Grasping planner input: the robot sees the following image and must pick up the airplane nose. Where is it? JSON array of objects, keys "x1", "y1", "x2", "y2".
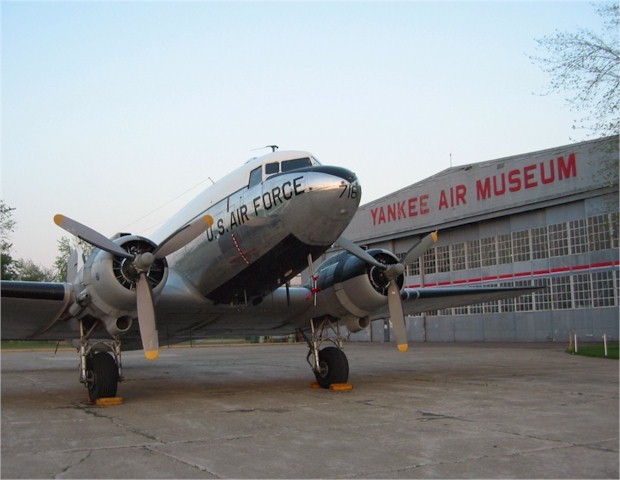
[
  {"x1": 307, "y1": 167, "x2": 361, "y2": 221},
  {"x1": 280, "y1": 164, "x2": 361, "y2": 246}
]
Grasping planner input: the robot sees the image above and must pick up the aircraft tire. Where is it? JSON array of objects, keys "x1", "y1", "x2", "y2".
[
  {"x1": 315, "y1": 346, "x2": 349, "y2": 388},
  {"x1": 86, "y1": 352, "x2": 119, "y2": 402}
]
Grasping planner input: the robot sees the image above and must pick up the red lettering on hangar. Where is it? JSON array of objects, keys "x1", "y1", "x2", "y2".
[
  {"x1": 370, "y1": 194, "x2": 430, "y2": 225},
  {"x1": 476, "y1": 153, "x2": 577, "y2": 201}
]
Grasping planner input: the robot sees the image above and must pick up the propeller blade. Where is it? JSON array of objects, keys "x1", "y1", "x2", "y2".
[
  {"x1": 153, "y1": 214, "x2": 214, "y2": 259},
  {"x1": 335, "y1": 236, "x2": 385, "y2": 269},
  {"x1": 387, "y1": 280, "x2": 408, "y2": 352},
  {"x1": 54, "y1": 214, "x2": 132, "y2": 259},
  {"x1": 402, "y1": 231, "x2": 438, "y2": 266},
  {"x1": 136, "y1": 273, "x2": 159, "y2": 360}
]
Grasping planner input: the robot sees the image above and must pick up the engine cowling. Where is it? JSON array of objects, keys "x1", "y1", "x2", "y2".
[
  {"x1": 69, "y1": 235, "x2": 168, "y2": 335},
  {"x1": 311, "y1": 248, "x2": 404, "y2": 323}
]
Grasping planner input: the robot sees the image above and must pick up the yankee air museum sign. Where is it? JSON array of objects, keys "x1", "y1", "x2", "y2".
[{"x1": 343, "y1": 137, "x2": 618, "y2": 242}]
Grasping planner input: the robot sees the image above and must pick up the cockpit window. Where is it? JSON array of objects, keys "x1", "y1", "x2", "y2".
[
  {"x1": 281, "y1": 157, "x2": 312, "y2": 172},
  {"x1": 249, "y1": 166, "x2": 262, "y2": 188},
  {"x1": 265, "y1": 162, "x2": 279, "y2": 175}
]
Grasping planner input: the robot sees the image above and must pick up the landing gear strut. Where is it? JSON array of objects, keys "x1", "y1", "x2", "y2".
[
  {"x1": 77, "y1": 321, "x2": 123, "y2": 402},
  {"x1": 299, "y1": 317, "x2": 349, "y2": 388}
]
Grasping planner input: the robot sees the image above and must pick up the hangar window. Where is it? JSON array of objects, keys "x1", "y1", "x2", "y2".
[
  {"x1": 451, "y1": 243, "x2": 465, "y2": 271},
  {"x1": 611, "y1": 212, "x2": 619, "y2": 249},
  {"x1": 569, "y1": 219, "x2": 588, "y2": 254},
  {"x1": 483, "y1": 299, "x2": 499, "y2": 313},
  {"x1": 512, "y1": 230, "x2": 530, "y2": 262},
  {"x1": 436, "y1": 245, "x2": 450, "y2": 273},
  {"x1": 533, "y1": 282, "x2": 551, "y2": 310},
  {"x1": 399, "y1": 251, "x2": 420, "y2": 276},
  {"x1": 497, "y1": 234, "x2": 512, "y2": 264},
  {"x1": 500, "y1": 286, "x2": 516, "y2": 312},
  {"x1": 422, "y1": 248, "x2": 436, "y2": 274},
  {"x1": 551, "y1": 276, "x2": 572, "y2": 309},
  {"x1": 466, "y1": 240, "x2": 480, "y2": 269},
  {"x1": 514, "y1": 280, "x2": 533, "y2": 311},
  {"x1": 572, "y1": 273, "x2": 592, "y2": 309},
  {"x1": 549, "y1": 223, "x2": 569, "y2": 257},
  {"x1": 408, "y1": 258, "x2": 420, "y2": 276},
  {"x1": 469, "y1": 303, "x2": 483, "y2": 314},
  {"x1": 592, "y1": 271, "x2": 616, "y2": 307},
  {"x1": 531, "y1": 227, "x2": 548, "y2": 260},
  {"x1": 588, "y1": 214, "x2": 612, "y2": 251},
  {"x1": 480, "y1": 237, "x2": 496, "y2": 267}
]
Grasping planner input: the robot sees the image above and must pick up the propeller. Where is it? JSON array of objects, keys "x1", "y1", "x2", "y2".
[
  {"x1": 55, "y1": 213, "x2": 214, "y2": 360},
  {"x1": 335, "y1": 231, "x2": 438, "y2": 352}
]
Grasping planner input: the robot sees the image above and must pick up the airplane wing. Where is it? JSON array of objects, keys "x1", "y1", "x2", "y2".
[
  {"x1": 0, "y1": 278, "x2": 315, "y2": 347},
  {"x1": 398, "y1": 285, "x2": 541, "y2": 316},
  {"x1": 0, "y1": 280, "x2": 538, "y2": 342},
  {"x1": 1, "y1": 281, "x2": 75, "y2": 340}
]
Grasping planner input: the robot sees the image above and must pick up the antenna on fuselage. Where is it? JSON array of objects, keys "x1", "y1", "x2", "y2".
[{"x1": 252, "y1": 145, "x2": 279, "y2": 152}]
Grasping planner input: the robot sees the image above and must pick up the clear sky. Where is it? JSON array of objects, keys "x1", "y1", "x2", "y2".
[{"x1": 1, "y1": 0, "x2": 611, "y2": 269}]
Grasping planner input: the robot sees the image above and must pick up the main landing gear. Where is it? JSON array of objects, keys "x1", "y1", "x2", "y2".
[
  {"x1": 77, "y1": 321, "x2": 123, "y2": 403},
  {"x1": 298, "y1": 317, "x2": 349, "y2": 388}
]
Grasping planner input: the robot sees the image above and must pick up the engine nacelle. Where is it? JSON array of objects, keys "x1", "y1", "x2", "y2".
[
  {"x1": 69, "y1": 235, "x2": 168, "y2": 335},
  {"x1": 311, "y1": 248, "x2": 404, "y2": 324}
]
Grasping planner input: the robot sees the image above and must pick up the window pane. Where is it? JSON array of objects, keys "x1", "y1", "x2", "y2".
[
  {"x1": 549, "y1": 223, "x2": 568, "y2": 257},
  {"x1": 481, "y1": 237, "x2": 496, "y2": 267},
  {"x1": 265, "y1": 162, "x2": 279, "y2": 175},
  {"x1": 249, "y1": 167, "x2": 262, "y2": 188},
  {"x1": 569, "y1": 219, "x2": 588, "y2": 254},
  {"x1": 588, "y1": 214, "x2": 611, "y2": 251},
  {"x1": 281, "y1": 158, "x2": 312, "y2": 171},
  {"x1": 532, "y1": 227, "x2": 548, "y2": 260},
  {"x1": 451, "y1": 243, "x2": 466, "y2": 271},
  {"x1": 512, "y1": 230, "x2": 530, "y2": 262}
]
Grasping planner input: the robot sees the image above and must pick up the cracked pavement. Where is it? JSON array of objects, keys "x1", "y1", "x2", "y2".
[{"x1": 2, "y1": 342, "x2": 618, "y2": 478}]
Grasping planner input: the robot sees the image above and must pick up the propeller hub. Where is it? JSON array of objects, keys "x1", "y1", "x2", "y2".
[
  {"x1": 370, "y1": 262, "x2": 405, "y2": 292},
  {"x1": 134, "y1": 252, "x2": 155, "y2": 271},
  {"x1": 384, "y1": 263, "x2": 405, "y2": 280},
  {"x1": 114, "y1": 239, "x2": 165, "y2": 289}
]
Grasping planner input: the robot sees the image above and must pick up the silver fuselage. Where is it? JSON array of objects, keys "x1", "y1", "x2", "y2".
[{"x1": 152, "y1": 151, "x2": 361, "y2": 304}]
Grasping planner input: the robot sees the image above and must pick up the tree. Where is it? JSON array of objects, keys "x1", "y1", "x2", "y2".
[
  {"x1": 53, "y1": 235, "x2": 92, "y2": 282},
  {"x1": 11, "y1": 258, "x2": 56, "y2": 282},
  {"x1": 54, "y1": 236, "x2": 73, "y2": 282},
  {"x1": 1, "y1": 200, "x2": 17, "y2": 280},
  {"x1": 532, "y1": 3, "x2": 619, "y2": 137},
  {"x1": 1, "y1": 200, "x2": 72, "y2": 281}
]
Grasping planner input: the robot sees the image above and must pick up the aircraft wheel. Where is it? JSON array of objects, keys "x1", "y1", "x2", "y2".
[
  {"x1": 86, "y1": 352, "x2": 119, "y2": 402},
  {"x1": 315, "y1": 346, "x2": 349, "y2": 388}
]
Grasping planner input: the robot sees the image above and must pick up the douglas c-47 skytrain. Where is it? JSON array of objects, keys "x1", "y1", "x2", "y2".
[{"x1": 1, "y1": 149, "x2": 538, "y2": 402}]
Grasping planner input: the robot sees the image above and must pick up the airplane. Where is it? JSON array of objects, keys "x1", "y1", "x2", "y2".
[{"x1": 1, "y1": 149, "x2": 539, "y2": 402}]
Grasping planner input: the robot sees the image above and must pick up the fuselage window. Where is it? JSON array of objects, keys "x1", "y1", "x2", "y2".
[
  {"x1": 249, "y1": 166, "x2": 262, "y2": 188},
  {"x1": 282, "y1": 157, "x2": 312, "y2": 172},
  {"x1": 265, "y1": 162, "x2": 279, "y2": 175}
]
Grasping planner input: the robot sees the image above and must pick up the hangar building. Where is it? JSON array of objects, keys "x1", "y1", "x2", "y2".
[{"x1": 338, "y1": 136, "x2": 619, "y2": 343}]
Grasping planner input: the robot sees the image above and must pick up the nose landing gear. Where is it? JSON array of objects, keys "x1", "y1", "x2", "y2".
[
  {"x1": 77, "y1": 321, "x2": 123, "y2": 403},
  {"x1": 298, "y1": 317, "x2": 349, "y2": 388}
]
